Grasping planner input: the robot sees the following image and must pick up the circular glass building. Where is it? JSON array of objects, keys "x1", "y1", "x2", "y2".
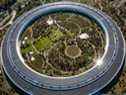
[{"x1": 1, "y1": 1, "x2": 125, "y2": 95}]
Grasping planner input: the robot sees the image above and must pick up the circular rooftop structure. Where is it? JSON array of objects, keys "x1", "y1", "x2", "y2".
[{"x1": 1, "y1": 1, "x2": 125, "y2": 95}]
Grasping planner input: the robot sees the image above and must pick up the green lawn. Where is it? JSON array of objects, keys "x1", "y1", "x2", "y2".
[{"x1": 21, "y1": 26, "x2": 64, "y2": 54}]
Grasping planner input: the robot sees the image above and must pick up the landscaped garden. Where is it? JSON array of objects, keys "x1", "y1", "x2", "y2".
[{"x1": 20, "y1": 13, "x2": 105, "y2": 77}]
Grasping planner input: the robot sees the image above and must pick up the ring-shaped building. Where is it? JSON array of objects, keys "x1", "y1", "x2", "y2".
[{"x1": 1, "y1": 1, "x2": 125, "y2": 95}]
